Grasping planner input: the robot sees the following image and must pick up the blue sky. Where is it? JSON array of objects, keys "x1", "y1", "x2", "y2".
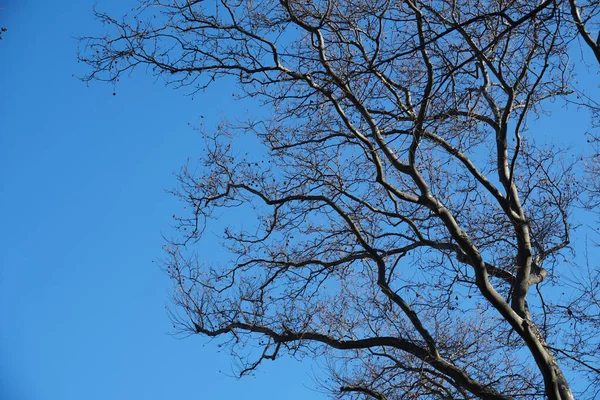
[
  {"x1": 0, "y1": 1, "x2": 327, "y2": 399},
  {"x1": 1, "y1": 1, "x2": 599, "y2": 400}
]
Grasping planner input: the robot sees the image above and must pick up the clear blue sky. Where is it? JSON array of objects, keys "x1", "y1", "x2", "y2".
[
  {"x1": 0, "y1": 1, "x2": 327, "y2": 399},
  {"x1": 1, "y1": 1, "x2": 599, "y2": 400}
]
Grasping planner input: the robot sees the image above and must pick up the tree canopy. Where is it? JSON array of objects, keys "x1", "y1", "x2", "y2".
[{"x1": 81, "y1": 1, "x2": 600, "y2": 399}]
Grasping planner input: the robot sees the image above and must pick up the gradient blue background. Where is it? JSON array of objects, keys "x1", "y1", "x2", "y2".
[
  {"x1": 1, "y1": 1, "x2": 598, "y2": 400},
  {"x1": 0, "y1": 1, "x2": 327, "y2": 399}
]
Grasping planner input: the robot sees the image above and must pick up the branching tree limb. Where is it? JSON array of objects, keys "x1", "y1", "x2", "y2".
[{"x1": 81, "y1": 1, "x2": 600, "y2": 398}]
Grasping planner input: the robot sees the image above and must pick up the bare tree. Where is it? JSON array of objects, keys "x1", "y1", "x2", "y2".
[
  {"x1": 80, "y1": 1, "x2": 600, "y2": 399},
  {"x1": 569, "y1": 0, "x2": 600, "y2": 63}
]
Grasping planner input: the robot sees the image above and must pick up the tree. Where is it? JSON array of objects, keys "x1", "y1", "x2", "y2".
[{"x1": 80, "y1": 1, "x2": 600, "y2": 398}]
